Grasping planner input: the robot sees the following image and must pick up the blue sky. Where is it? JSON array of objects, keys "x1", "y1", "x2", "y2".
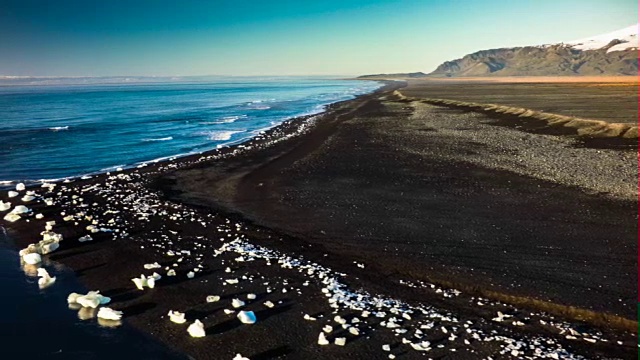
[{"x1": 0, "y1": 0, "x2": 636, "y2": 76}]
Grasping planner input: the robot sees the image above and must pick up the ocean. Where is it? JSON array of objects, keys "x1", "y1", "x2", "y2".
[{"x1": 0, "y1": 77, "x2": 380, "y2": 183}]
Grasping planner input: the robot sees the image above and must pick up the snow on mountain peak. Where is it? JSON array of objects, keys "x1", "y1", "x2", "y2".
[{"x1": 564, "y1": 24, "x2": 638, "y2": 53}]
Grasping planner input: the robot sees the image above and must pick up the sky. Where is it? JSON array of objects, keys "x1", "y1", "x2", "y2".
[{"x1": 0, "y1": 0, "x2": 636, "y2": 76}]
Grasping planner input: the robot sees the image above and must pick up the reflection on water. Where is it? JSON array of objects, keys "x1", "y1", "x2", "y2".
[
  {"x1": 0, "y1": 229, "x2": 187, "y2": 359},
  {"x1": 97, "y1": 318, "x2": 123, "y2": 328},
  {"x1": 77, "y1": 306, "x2": 98, "y2": 321}
]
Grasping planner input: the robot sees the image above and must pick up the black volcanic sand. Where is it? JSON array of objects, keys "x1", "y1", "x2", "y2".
[
  {"x1": 164, "y1": 82, "x2": 637, "y2": 317},
  {"x1": 1, "y1": 81, "x2": 637, "y2": 360}
]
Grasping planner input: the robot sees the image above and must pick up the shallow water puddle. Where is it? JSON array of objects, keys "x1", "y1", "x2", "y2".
[{"x1": 0, "y1": 227, "x2": 186, "y2": 359}]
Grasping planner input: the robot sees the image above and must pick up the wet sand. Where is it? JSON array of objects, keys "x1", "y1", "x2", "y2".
[{"x1": 1, "y1": 81, "x2": 637, "y2": 359}]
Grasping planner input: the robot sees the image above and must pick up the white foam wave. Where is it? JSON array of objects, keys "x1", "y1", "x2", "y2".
[
  {"x1": 49, "y1": 126, "x2": 69, "y2": 131},
  {"x1": 36, "y1": 177, "x2": 67, "y2": 184},
  {"x1": 147, "y1": 149, "x2": 200, "y2": 163},
  {"x1": 100, "y1": 164, "x2": 127, "y2": 171},
  {"x1": 250, "y1": 105, "x2": 271, "y2": 110},
  {"x1": 221, "y1": 115, "x2": 247, "y2": 122},
  {"x1": 249, "y1": 98, "x2": 275, "y2": 104},
  {"x1": 200, "y1": 115, "x2": 247, "y2": 125},
  {"x1": 243, "y1": 100, "x2": 273, "y2": 110},
  {"x1": 202, "y1": 130, "x2": 243, "y2": 141},
  {"x1": 142, "y1": 136, "x2": 174, "y2": 142}
]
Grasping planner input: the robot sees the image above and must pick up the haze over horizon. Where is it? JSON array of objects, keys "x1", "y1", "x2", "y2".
[{"x1": 1, "y1": 0, "x2": 636, "y2": 77}]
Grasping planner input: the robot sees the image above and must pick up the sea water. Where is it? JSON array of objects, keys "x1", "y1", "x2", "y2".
[
  {"x1": 0, "y1": 77, "x2": 380, "y2": 182},
  {"x1": 0, "y1": 228, "x2": 187, "y2": 359}
]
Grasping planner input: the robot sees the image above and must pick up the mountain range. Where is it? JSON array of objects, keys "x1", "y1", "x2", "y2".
[{"x1": 360, "y1": 25, "x2": 638, "y2": 78}]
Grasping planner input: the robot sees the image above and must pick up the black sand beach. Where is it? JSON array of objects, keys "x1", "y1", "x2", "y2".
[{"x1": 1, "y1": 80, "x2": 637, "y2": 359}]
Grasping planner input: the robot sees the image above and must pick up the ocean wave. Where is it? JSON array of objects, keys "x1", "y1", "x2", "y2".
[
  {"x1": 49, "y1": 126, "x2": 69, "y2": 131},
  {"x1": 248, "y1": 98, "x2": 275, "y2": 104},
  {"x1": 147, "y1": 150, "x2": 198, "y2": 163},
  {"x1": 36, "y1": 177, "x2": 67, "y2": 184},
  {"x1": 246, "y1": 104, "x2": 271, "y2": 110},
  {"x1": 200, "y1": 115, "x2": 247, "y2": 125},
  {"x1": 142, "y1": 136, "x2": 174, "y2": 142},
  {"x1": 200, "y1": 130, "x2": 244, "y2": 141},
  {"x1": 100, "y1": 164, "x2": 127, "y2": 171},
  {"x1": 243, "y1": 100, "x2": 273, "y2": 110},
  {"x1": 221, "y1": 115, "x2": 247, "y2": 122}
]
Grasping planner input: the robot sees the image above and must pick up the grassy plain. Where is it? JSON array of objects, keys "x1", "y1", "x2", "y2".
[{"x1": 400, "y1": 78, "x2": 638, "y2": 124}]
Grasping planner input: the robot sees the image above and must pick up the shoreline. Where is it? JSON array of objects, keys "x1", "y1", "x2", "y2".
[
  {"x1": 0, "y1": 79, "x2": 386, "y2": 187},
  {"x1": 1, "y1": 80, "x2": 636, "y2": 359}
]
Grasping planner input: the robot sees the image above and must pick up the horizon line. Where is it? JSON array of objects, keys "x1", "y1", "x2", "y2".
[{"x1": 0, "y1": 74, "x2": 378, "y2": 79}]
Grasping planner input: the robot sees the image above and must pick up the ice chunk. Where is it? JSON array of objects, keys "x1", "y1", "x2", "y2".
[
  {"x1": 492, "y1": 311, "x2": 512, "y2": 322},
  {"x1": 334, "y1": 315, "x2": 347, "y2": 324},
  {"x1": 67, "y1": 292, "x2": 81, "y2": 304},
  {"x1": 410, "y1": 341, "x2": 431, "y2": 351},
  {"x1": 187, "y1": 320, "x2": 206, "y2": 337},
  {"x1": 10, "y1": 205, "x2": 30, "y2": 214},
  {"x1": 39, "y1": 240, "x2": 59, "y2": 255},
  {"x1": 237, "y1": 310, "x2": 256, "y2": 324},
  {"x1": 4, "y1": 213, "x2": 21, "y2": 222},
  {"x1": 22, "y1": 252, "x2": 41, "y2": 264},
  {"x1": 76, "y1": 294, "x2": 101, "y2": 308},
  {"x1": 231, "y1": 298, "x2": 245, "y2": 308},
  {"x1": 318, "y1": 332, "x2": 329, "y2": 345},
  {"x1": 150, "y1": 272, "x2": 162, "y2": 281},
  {"x1": 98, "y1": 307, "x2": 123, "y2": 321},
  {"x1": 0, "y1": 201, "x2": 10, "y2": 211},
  {"x1": 168, "y1": 310, "x2": 187, "y2": 324},
  {"x1": 78, "y1": 235, "x2": 93, "y2": 242},
  {"x1": 42, "y1": 232, "x2": 63, "y2": 242},
  {"x1": 206, "y1": 295, "x2": 220, "y2": 303},
  {"x1": 132, "y1": 274, "x2": 154, "y2": 290},
  {"x1": 37, "y1": 268, "x2": 56, "y2": 289}
]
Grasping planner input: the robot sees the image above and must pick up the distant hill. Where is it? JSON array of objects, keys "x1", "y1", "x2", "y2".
[
  {"x1": 428, "y1": 25, "x2": 638, "y2": 77},
  {"x1": 357, "y1": 72, "x2": 427, "y2": 79}
]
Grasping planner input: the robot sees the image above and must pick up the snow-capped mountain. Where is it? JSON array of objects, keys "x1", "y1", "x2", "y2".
[
  {"x1": 562, "y1": 24, "x2": 638, "y2": 53},
  {"x1": 429, "y1": 25, "x2": 638, "y2": 77}
]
